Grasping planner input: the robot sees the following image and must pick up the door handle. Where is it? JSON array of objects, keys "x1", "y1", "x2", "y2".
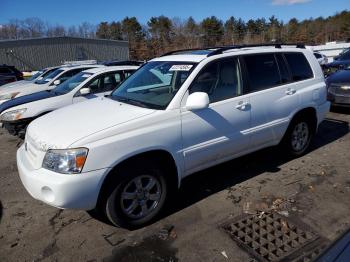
[
  {"x1": 235, "y1": 101, "x2": 250, "y2": 110},
  {"x1": 286, "y1": 88, "x2": 296, "y2": 95}
]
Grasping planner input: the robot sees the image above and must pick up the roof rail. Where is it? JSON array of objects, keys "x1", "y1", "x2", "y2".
[
  {"x1": 161, "y1": 43, "x2": 305, "y2": 57},
  {"x1": 160, "y1": 48, "x2": 218, "y2": 57},
  {"x1": 208, "y1": 43, "x2": 305, "y2": 56},
  {"x1": 101, "y1": 60, "x2": 145, "y2": 66}
]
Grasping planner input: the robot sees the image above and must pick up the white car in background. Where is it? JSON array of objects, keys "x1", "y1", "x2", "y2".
[
  {"x1": 0, "y1": 66, "x2": 138, "y2": 136},
  {"x1": 313, "y1": 52, "x2": 328, "y2": 65},
  {"x1": 0, "y1": 65, "x2": 103, "y2": 105}
]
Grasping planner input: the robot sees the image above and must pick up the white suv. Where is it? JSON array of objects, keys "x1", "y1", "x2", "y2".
[{"x1": 17, "y1": 44, "x2": 330, "y2": 228}]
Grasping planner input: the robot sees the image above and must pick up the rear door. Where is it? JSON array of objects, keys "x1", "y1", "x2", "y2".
[{"x1": 243, "y1": 53, "x2": 300, "y2": 148}]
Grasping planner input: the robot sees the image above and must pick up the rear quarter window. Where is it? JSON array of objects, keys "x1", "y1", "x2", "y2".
[{"x1": 284, "y1": 53, "x2": 313, "y2": 81}]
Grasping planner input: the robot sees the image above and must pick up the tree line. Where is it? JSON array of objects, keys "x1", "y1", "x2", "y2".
[{"x1": 1, "y1": 11, "x2": 349, "y2": 60}]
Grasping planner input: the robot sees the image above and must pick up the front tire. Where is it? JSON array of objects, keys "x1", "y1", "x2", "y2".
[{"x1": 104, "y1": 162, "x2": 168, "y2": 228}]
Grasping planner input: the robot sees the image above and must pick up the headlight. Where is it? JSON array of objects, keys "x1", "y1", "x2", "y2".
[
  {"x1": 0, "y1": 108, "x2": 27, "y2": 121},
  {"x1": 340, "y1": 85, "x2": 350, "y2": 91},
  {"x1": 42, "y1": 148, "x2": 89, "y2": 174},
  {"x1": 0, "y1": 92, "x2": 20, "y2": 101}
]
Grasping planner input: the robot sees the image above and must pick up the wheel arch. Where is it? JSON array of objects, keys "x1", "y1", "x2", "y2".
[
  {"x1": 290, "y1": 106, "x2": 318, "y2": 134},
  {"x1": 96, "y1": 149, "x2": 180, "y2": 208}
]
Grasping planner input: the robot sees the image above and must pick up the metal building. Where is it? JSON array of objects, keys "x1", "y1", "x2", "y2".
[{"x1": 0, "y1": 37, "x2": 129, "y2": 71}]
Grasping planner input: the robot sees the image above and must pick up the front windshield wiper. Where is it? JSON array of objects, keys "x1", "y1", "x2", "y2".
[
  {"x1": 111, "y1": 96, "x2": 163, "y2": 110},
  {"x1": 111, "y1": 96, "x2": 148, "y2": 108}
]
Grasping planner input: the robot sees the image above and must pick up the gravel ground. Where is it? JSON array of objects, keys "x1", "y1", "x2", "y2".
[{"x1": 0, "y1": 109, "x2": 350, "y2": 262}]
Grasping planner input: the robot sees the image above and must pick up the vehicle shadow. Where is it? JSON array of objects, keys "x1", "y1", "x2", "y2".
[
  {"x1": 162, "y1": 117, "x2": 349, "y2": 219},
  {"x1": 330, "y1": 106, "x2": 350, "y2": 115}
]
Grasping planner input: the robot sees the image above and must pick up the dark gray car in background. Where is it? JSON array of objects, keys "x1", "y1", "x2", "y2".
[{"x1": 327, "y1": 65, "x2": 350, "y2": 107}]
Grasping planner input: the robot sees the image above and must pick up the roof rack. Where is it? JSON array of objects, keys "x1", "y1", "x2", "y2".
[{"x1": 161, "y1": 43, "x2": 305, "y2": 57}]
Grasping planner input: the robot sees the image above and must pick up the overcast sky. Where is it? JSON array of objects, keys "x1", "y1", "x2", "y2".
[{"x1": 0, "y1": 0, "x2": 349, "y2": 26}]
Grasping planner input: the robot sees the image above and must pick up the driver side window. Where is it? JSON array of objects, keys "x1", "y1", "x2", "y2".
[
  {"x1": 103, "y1": 72, "x2": 121, "y2": 91},
  {"x1": 189, "y1": 58, "x2": 242, "y2": 103},
  {"x1": 86, "y1": 78, "x2": 102, "y2": 93}
]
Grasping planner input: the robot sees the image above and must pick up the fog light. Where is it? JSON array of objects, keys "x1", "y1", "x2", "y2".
[{"x1": 41, "y1": 186, "x2": 55, "y2": 202}]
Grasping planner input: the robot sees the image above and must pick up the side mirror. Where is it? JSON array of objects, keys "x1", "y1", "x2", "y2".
[
  {"x1": 79, "y1": 87, "x2": 91, "y2": 96},
  {"x1": 186, "y1": 92, "x2": 209, "y2": 111},
  {"x1": 53, "y1": 79, "x2": 61, "y2": 86}
]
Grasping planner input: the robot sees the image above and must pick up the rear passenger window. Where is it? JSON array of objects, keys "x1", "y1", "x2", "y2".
[
  {"x1": 244, "y1": 54, "x2": 280, "y2": 92},
  {"x1": 284, "y1": 53, "x2": 313, "y2": 81},
  {"x1": 190, "y1": 58, "x2": 242, "y2": 103},
  {"x1": 276, "y1": 54, "x2": 291, "y2": 84}
]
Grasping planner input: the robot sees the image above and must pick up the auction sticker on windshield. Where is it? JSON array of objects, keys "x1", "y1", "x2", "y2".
[{"x1": 169, "y1": 65, "x2": 193, "y2": 71}]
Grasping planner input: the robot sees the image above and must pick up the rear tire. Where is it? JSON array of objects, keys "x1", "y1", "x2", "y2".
[
  {"x1": 281, "y1": 116, "x2": 314, "y2": 157},
  {"x1": 102, "y1": 160, "x2": 168, "y2": 228}
]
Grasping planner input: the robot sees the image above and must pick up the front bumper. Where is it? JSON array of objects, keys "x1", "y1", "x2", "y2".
[
  {"x1": 328, "y1": 91, "x2": 350, "y2": 107},
  {"x1": 17, "y1": 145, "x2": 111, "y2": 210}
]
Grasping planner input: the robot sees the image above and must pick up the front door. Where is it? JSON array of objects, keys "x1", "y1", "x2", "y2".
[{"x1": 181, "y1": 57, "x2": 251, "y2": 174}]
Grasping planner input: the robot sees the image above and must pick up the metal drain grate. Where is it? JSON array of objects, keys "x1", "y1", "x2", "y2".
[{"x1": 222, "y1": 212, "x2": 319, "y2": 261}]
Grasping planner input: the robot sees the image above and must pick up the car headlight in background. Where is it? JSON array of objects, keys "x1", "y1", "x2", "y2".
[
  {"x1": 340, "y1": 85, "x2": 350, "y2": 91},
  {"x1": 0, "y1": 108, "x2": 27, "y2": 121},
  {"x1": 0, "y1": 92, "x2": 20, "y2": 101},
  {"x1": 42, "y1": 148, "x2": 89, "y2": 174}
]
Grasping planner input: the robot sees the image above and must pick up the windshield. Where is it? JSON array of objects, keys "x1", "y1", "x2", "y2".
[
  {"x1": 338, "y1": 50, "x2": 350, "y2": 61},
  {"x1": 53, "y1": 72, "x2": 93, "y2": 94},
  {"x1": 110, "y1": 61, "x2": 196, "y2": 109},
  {"x1": 27, "y1": 70, "x2": 44, "y2": 81},
  {"x1": 35, "y1": 69, "x2": 64, "y2": 84}
]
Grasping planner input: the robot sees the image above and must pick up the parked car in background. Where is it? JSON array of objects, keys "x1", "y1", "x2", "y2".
[
  {"x1": 0, "y1": 65, "x2": 24, "y2": 86},
  {"x1": 0, "y1": 66, "x2": 138, "y2": 136},
  {"x1": 324, "y1": 48, "x2": 350, "y2": 76},
  {"x1": 326, "y1": 65, "x2": 350, "y2": 107},
  {"x1": 0, "y1": 65, "x2": 103, "y2": 105},
  {"x1": 0, "y1": 66, "x2": 60, "y2": 89},
  {"x1": 313, "y1": 52, "x2": 328, "y2": 65},
  {"x1": 17, "y1": 44, "x2": 329, "y2": 228},
  {"x1": 333, "y1": 47, "x2": 350, "y2": 60}
]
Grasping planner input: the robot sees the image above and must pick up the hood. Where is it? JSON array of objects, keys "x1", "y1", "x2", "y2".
[
  {"x1": 0, "y1": 80, "x2": 30, "y2": 88},
  {"x1": 326, "y1": 60, "x2": 350, "y2": 68},
  {"x1": 0, "y1": 90, "x2": 59, "y2": 114},
  {"x1": 326, "y1": 70, "x2": 350, "y2": 85},
  {"x1": 0, "y1": 82, "x2": 48, "y2": 97},
  {"x1": 26, "y1": 97, "x2": 156, "y2": 150},
  {"x1": 0, "y1": 82, "x2": 34, "y2": 94}
]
